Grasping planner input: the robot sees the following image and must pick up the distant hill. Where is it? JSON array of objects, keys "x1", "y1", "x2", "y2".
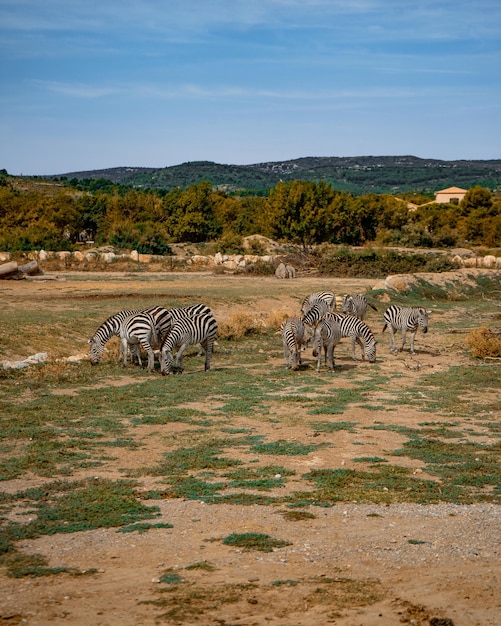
[{"x1": 49, "y1": 156, "x2": 501, "y2": 195}]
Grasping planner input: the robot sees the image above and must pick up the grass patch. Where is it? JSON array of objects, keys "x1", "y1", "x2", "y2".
[
  {"x1": 222, "y1": 532, "x2": 292, "y2": 552},
  {"x1": 250, "y1": 439, "x2": 325, "y2": 456},
  {"x1": 1, "y1": 478, "x2": 160, "y2": 543}
]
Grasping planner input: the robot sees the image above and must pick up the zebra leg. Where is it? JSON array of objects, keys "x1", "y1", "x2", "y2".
[
  {"x1": 283, "y1": 342, "x2": 291, "y2": 369},
  {"x1": 326, "y1": 343, "x2": 335, "y2": 370},
  {"x1": 121, "y1": 338, "x2": 130, "y2": 367},
  {"x1": 138, "y1": 339, "x2": 155, "y2": 370},
  {"x1": 400, "y1": 328, "x2": 408, "y2": 352},
  {"x1": 355, "y1": 336, "x2": 365, "y2": 361},
  {"x1": 388, "y1": 326, "x2": 397, "y2": 354},
  {"x1": 203, "y1": 339, "x2": 214, "y2": 371},
  {"x1": 409, "y1": 331, "x2": 417, "y2": 354},
  {"x1": 174, "y1": 343, "x2": 188, "y2": 373},
  {"x1": 350, "y1": 336, "x2": 360, "y2": 361},
  {"x1": 316, "y1": 341, "x2": 323, "y2": 372}
]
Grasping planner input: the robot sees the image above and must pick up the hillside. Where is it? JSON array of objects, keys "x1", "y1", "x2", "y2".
[{"x1": 48, "y1": 155, "x2": 501, "y2": 195}]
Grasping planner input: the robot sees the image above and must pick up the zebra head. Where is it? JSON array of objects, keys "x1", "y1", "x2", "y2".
[
  {"x1": 302, "y1": 303, "x2": 325, "y2": 328},
  {"x1": 417, "y1": 308, "x2": 430, "y2": 334},
  {"x1": 88, "y1": 336, "x2": 104, "y2": 365},
  {"x1": 364, "y1": 337, "x2": 377, "y2": 363},
  {"x1": 341, "y1": 295, "x2": 353, "y2": 315},
  {"x1": 311, "y1": 323, "x2": 324, "y2": 358},
  {"x1": 159, "y1": 348, "x2": 173, "y2": 375}
]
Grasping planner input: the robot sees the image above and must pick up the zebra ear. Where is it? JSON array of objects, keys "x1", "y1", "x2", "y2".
[{"x1": 87, "y1": 338, "x2": 93, "y2": 344}]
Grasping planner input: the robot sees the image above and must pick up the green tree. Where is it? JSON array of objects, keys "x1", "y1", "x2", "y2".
[{"x1": 163, "y1": 182, "x2": 221, "y2": 242}]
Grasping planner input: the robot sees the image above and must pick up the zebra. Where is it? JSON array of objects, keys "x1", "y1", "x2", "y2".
[
  {"x1": 159, "y1": 313, "x2": 218, "y2": 375},
  {"x1": 341, "y1": 294, "x2": 378, "y2": 320},
  {"x1": 311, "y1": 315, "x2": 342, "y2": 372},
  {"x1": 382, "y1": 305, "x2": 431, "y2": 355},
  {"x1": 310, "y1": 311, "x2": 377, "y2": 363},
  {"x1": 146, "y1": 303, "x2": 212, "y2": 354},
  {"x1": 300, "y1": 291, "x2": 336, "y2": 316},
  {"x1": 280, "y1": 316, "x2": 311, "y2": 370},
  {"x1": 88, "y1": 310, "x2": 157, "y2": 370}
]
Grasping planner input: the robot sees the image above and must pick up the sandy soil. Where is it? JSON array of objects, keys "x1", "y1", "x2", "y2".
[{"x1": 1, "y1": 270, "x2": 499, "y2": 626}]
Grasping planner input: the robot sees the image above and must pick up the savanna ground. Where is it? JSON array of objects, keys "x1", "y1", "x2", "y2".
[{"x1": 0, "y1": 269, "x2": 500, "y2": 626}]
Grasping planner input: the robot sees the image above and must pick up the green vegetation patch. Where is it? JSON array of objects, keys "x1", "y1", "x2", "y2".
[
  {"x1": 2, "y1": 478, "x2": 159, "y2": 542},
  {"x1": 222, "y1": 532, "x2": 292, "y2": 552},
  {"x1": 250, "y1": 439, "x2": 325, "y2": 456}
]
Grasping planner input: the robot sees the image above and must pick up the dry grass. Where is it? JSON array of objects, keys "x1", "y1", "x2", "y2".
[
  {"x1": 218, "y1": 309, "x2": 290, "y2": 340},
  {"x1": 465, "y1": 326, "x2": 501, "y2": 358}
]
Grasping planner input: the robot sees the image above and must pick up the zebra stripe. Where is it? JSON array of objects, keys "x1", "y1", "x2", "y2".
[
  {"x1": 143, "y1": 303, "x2": 212, "y2": 339},
  {"x1": 341, "y1": 294, "x2": 378, "y2": 320},
  {"x1": 280, "y1": 316, "x2": 310, "y2": 370},
  {"x1": 312, "y1": 315, "x2": 342, "y2": 372},
  {"x1": 159, "y1": 313, "x2": 218, "y2": 374},
  {"x1": 323, "y1": 312, "x2": 377, "y2": 363},
  {"x1": 382, "y1": 305, "x2": 430, "y2": 354},
  {"x1": 119, "y1": 312, "x2": 158, "y2": 371},
  {"x1": 88, "y1": 310, "x2": 157, "y2": 370},
  {"x1": 300, "y1": 291, "x2": 336, "y2": 316},
  {"x1": 88, "y1": 309, "x2": 141, "y2": 365}
]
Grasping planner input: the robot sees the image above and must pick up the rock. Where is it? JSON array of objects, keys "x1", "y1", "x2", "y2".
[
  {"x1": 0, "y1": 251, "x2": 11, "y2": 262},
  {"x1": 483, "y1": 255, "x2": 497, "y2": 268},
  {"x1": 130, "y1": 250, "x2": 139, "y2": 261},
  {"x1": 384, "y1": 274, "x2": 417, "y2": 292},
  {"x1": 285, "y1": 265, "x2": 296, "y2": 278},
  {"x1": 275, "y1": 262, "x2": 287, "y2": 279}
]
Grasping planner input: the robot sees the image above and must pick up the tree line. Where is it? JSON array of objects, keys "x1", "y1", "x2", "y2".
[{"x1": 0, "y1": 174, "x2": 499, "y2": 253}]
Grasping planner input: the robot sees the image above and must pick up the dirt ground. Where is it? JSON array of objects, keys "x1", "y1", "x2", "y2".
[{"x1": 1, "y1": 270, "x2": 499, "y2": 626}]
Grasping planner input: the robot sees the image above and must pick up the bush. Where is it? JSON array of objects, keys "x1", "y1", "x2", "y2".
[
  {"x1": 465, "y1": 327, "x2": 501, "y2": 358},
  {"x1": 316, "y1": 247, "x2": 457, "y2": 278}
]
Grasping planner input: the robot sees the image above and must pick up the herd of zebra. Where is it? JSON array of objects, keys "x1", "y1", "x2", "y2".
[
  {"x1": 87, "y1": 292, "x2": 430, "y2": 375},
  {"x1": 88, "y1": 303, "x2": 218, "y2": 374},
  {"x1": 281, "y1": 291, "x2": 431, "y2": 372}
]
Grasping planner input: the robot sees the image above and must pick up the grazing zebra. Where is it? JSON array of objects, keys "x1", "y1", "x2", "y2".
[
  {"x1": 88, "y1": 310, "x2": 157, "y2": 370},
  {"x1": 312, "y1": 315, "x2": 342, "y2": 372},
  {"x1": 320, "y1": 312, "x2": 377, "y2": 363},
  {"x1": 159, "y1": 313, "x2": 218, "y2": 375},
  {"x1": 382, "y1": 305, "x2": 431, "y2": 355},
  {"x1": 341, "y1": 294, "x2": 378, "y2": 320},
  {"x1": 119, "y1": 312, "x2": 158, "y2": 371},
  {"x1": 281, "y1": 316, "x2": 311, "y2": 370},
  {"x1": 88, "y1": 309, "x2": 140, "y2": 365},
  {"x1": 143, "y1": 303, "x2": 212, "y2": 338},
  {"x1": 300, "y1": 291, "x2": 336, "y2": 316}
]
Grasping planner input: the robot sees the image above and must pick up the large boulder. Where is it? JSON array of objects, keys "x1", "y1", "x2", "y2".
[{"x1": 275, "y1": 262, "x2": 287, "y2": 279}]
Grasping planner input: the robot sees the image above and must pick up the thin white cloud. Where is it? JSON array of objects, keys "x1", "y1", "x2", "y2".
[{"x1": 34, "y1": 80, "x2": 120, "y2": 98}]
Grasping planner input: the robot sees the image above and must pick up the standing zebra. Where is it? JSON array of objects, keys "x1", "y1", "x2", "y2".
[
  {"x1": 280, "y1": 316, "x2": 311, "y2": 370},
  {"x1": 88, "y1": 311, "x2": 157, "y2": 371},
  {"x1": 311, "y1": 315, "x2": 342, "y2": 372},
  {"x1": 300, "y1": 291, "x2": 336, "y2": 316},
  {"x1": 342, "y1": 294, "x2": 378, "y2": 320},
  {"x1": 305, "y1": 311, "x2": 376, "y2": 363},
  {"x1": 159, "y1": 313, "x2": 218, "y2": 375},
  {"x1": 383, "y1": 305, "x2": 430, "y2": 354}
]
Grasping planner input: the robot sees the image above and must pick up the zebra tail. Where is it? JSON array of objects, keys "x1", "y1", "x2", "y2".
[
  {"x1": 382, "y1": 323, "x2": 387, "y2": 333},
  {"x1": 368, "y1": 302, "x2": 378, "y2": 311}
]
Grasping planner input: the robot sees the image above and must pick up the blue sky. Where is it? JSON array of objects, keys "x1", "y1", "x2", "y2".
[{"x1": 1, "y1": 0, "x2": 500, "y2": 175}]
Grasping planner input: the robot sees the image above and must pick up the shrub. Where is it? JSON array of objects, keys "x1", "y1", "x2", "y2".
[{"x1": 465, "y1": 327, "x2": 501, "y2": 358}]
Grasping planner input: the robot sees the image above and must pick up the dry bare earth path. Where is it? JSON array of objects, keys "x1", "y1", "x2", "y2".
[{"x1": 0, "y1": 271, "x2": 499, "y2": 626}]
